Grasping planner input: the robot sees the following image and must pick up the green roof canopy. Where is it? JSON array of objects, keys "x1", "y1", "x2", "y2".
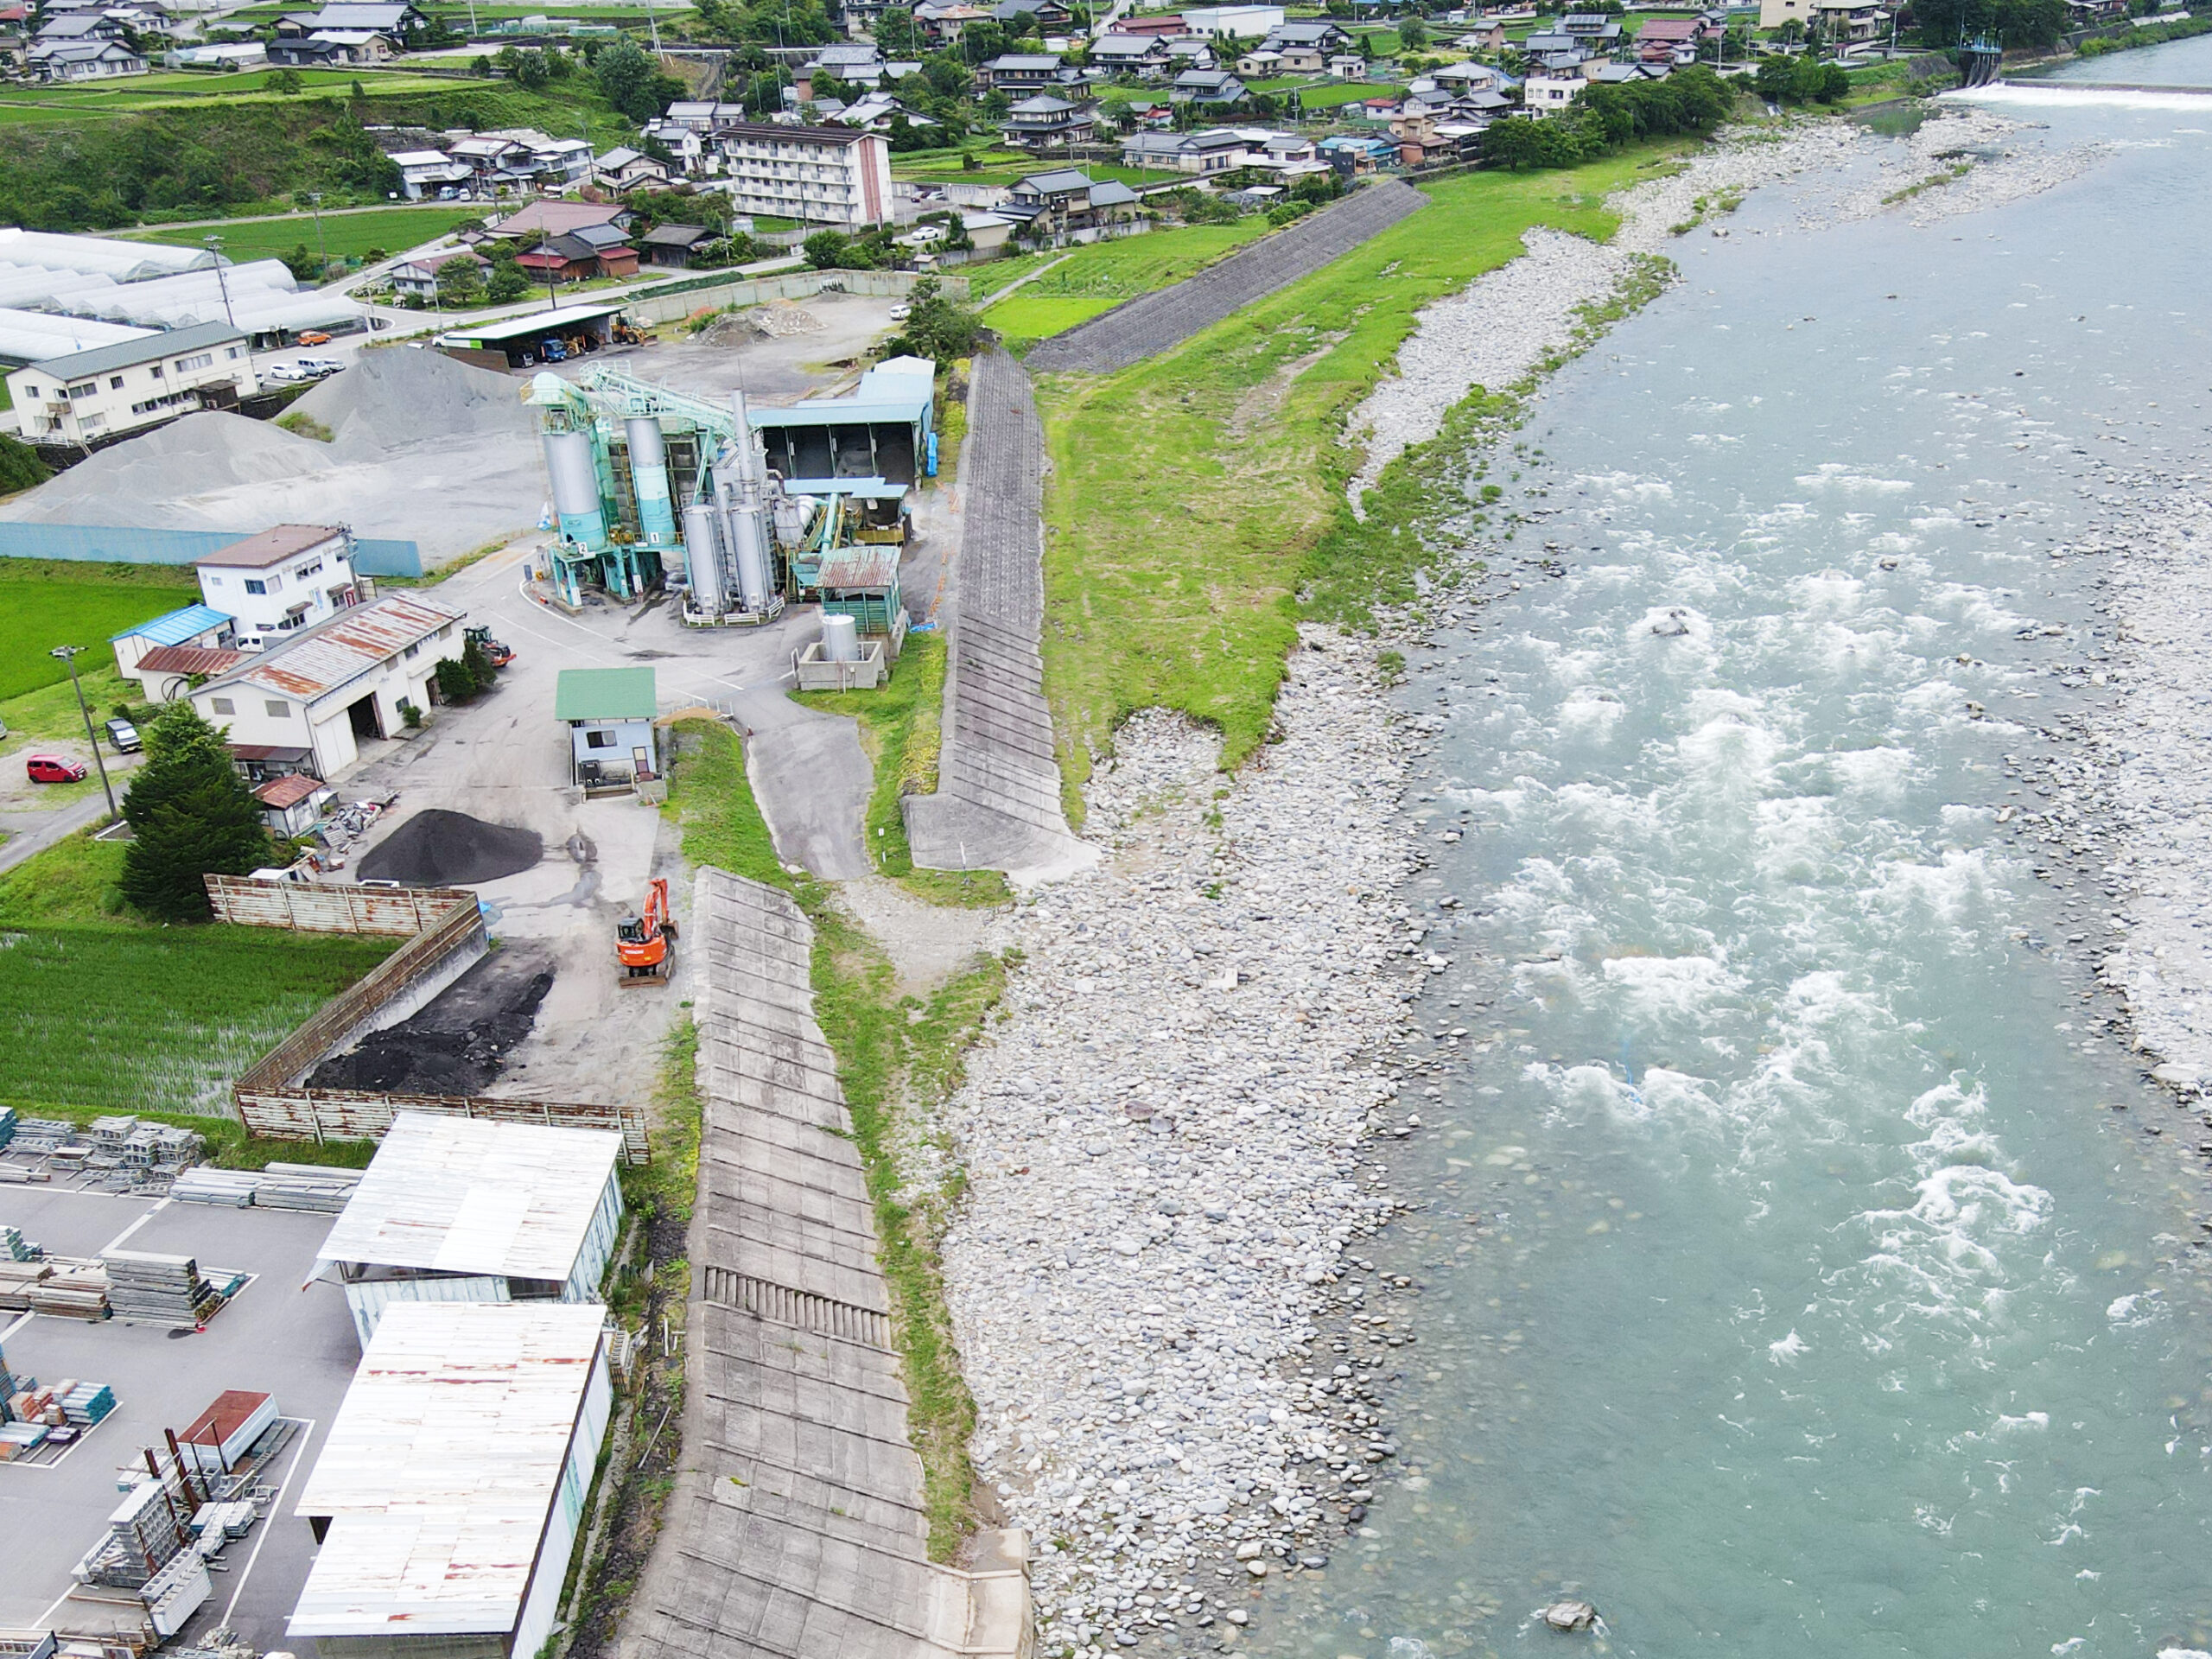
[{"x1": 556, "y1": 666, "x2": 657, "y2": 721}]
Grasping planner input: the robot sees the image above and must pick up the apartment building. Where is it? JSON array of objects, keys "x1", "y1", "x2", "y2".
[
  {"x1": 713, "y1": 123, "x2": 893, "y2": 227},
  {"x1": 5, "y1": 321, "x2": 252, "y2": 446}
]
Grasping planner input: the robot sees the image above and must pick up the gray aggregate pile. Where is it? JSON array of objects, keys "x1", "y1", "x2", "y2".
[
  {"x1": 0, "y1": 411, "x2": 332, "y2": 514},
  {"x1": 291, "y1": 344, "x2": 533, "y2": 459},
  {"x1": 1024, "y1": 181, "x2": 1427, "y2": 376}
]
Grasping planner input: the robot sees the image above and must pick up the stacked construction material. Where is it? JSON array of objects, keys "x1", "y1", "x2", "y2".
[
  {"x1": 253, "y1": 1163, "x2": 363, "y2": 1213},
  {"x1": 79, "y1": 1476, "x2": 190, "y2": 1589},
  {"x1": 1, "y1": 1224, "x2": 34, "y2": 1260},
  {"x1": 0, "y1": 1104, "x2": 15, "y2": 1150},
  {"x1": 64, "y1": 1382, "x2": 116, "y2": 1427},
  {"x1": 171, "y1": 1169, "x2": 260, "y2": 1208},
  {"x1": 101, "y1": 1250, "x2": 219, "y2": 1324},
  {"x1": 0, "y1": 1342, "x2": 16, "y2": 1420},
  {"x1": 0, "y1": 1258, "x2": 52, "y2": 1309},
  {"x1": 0, "y1": 1420, "x2": 48, "y2": 1459},
  {"x1": 30, "y1": 1262, "x2": 109, "y2": 1320},
  {"x1": 10, "y1": 1117, "x2": 75, "y2": 1156},
  {"x1": 152, "y1": 1123, "x2": 205, "y2": 1172}
]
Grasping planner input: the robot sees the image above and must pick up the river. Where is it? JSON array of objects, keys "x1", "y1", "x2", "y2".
[{"x1": 1266, "y1": 50, "x2": 2212, "y2": 1659}]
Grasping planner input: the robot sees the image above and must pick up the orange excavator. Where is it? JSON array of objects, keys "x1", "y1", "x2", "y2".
[{"x1": 616, "y1": 877, "x2": 677, "y2": 987}]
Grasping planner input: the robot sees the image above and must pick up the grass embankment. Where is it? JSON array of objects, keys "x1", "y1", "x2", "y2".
[
  {"x1": 661, "y1": 717, "x2": 1004, "y2": 1560},
  {"x1": 130, "y1": 203, "x2": 489, "y2": 263},
  {"x1": 0, "y1": 832, "x2": 399, "y2": 1116},
  {"x1": 1031, "y1": 149, "x2": 1688, "y2": 816},
  {"x1": 793, "y1": 632, "x2": 1008, "y2": 908},
  {"x1": 981, "y1": 218, "x2": 1275, "y2": 349}
]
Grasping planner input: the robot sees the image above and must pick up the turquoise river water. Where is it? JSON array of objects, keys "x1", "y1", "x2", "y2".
[{"x1": 1270, "y1": 48, "x2": 2212, "y2": 1659}]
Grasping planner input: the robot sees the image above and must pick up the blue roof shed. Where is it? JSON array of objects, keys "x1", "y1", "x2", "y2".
[{"x1": 111, "y1": 603, "x2": 234, "y2": 647}]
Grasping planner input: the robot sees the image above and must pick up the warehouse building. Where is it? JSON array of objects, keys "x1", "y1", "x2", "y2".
[
  {"x1": 288, "y1": 1302, "x2": 613, "y2": 1659},
  {"x1": 188, "y1": 593, "x2": 463, "y2": 780},
  {"x1": 314, "y1": 1113, "x2": 626, "y2": 1347},
  {"x1": 749, "y1": 356, "x2": 936, "y2": 484},
  {"x1": 5, "y1": 321, "x2": 252, "y2": 446}
]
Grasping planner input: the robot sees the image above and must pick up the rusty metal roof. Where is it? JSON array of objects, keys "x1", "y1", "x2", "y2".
[
  {"x1": 816, "y1": 549, "x2": 901, "y2": 590},
  {"x1": 204, "y1": 594, "x2": 462, "y2": 706},
  {"x1": 289, "y1": 1303, "x2": 607, "y2": 1639},
  {"x1": 136, "y1": 643, "x2": 245, "y2": 678},
  {"x1": 255, "y1": 772, "x2": 328, "y2": 810}
]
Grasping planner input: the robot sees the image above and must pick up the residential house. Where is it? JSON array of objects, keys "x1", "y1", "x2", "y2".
[
  {"x1": 714, "y1": 122, "x2": 894, "y2": 226},
  {"x1": 594, "y1": 146, "x2": 671, "y2": 188},
  {"x1": 1262, "y1": 18, "x2": 1351, "y2": 50},
  {"x1": 1806, "y1": 0, "x2": 1889, "y2": 41},
  {"x1": 805, "y1": 40, "x2": 887, "y2": 86},
  {"x1": 516, "y1": 223, "x2": 639, "y2": 283},
  {"x1": 1522, "y1": 73, "x2": 1586, "y2": 113},
  {"x1": 190, "y1": 593, "x2": 461, "y2": 778},
  {"x1": 913, "y1": 0, "x2": 991, "y2": 44},
  {"x1": 1273, "y1": 41, "x2": 1327, "y2": 71},
  {"x1": 664, "y1": 99, "x2": 749, "y2": 133},
  {"x1": 1328, "y1": 52, "x2": 1367, "y2": 75},
  {"x1": 190, "y1": 525, "x2": 359, "y2": 652},
  {"x1": 1118, "y1": 13, "x2": 1189, "y2": 34},
  {"x1": 29, "y1": 36, "x2": 144, "y2": 74},
  {"x1": 639, "y1": 223, "x2": 716, "y2": 267},
  {"x1": 1092, "y1": 32, "x2": 1172, "y2": 75},
  {"x1": 1236, "y1": 46, "x2": 1284, "y2": 74},
  {"x1": 33, "y1": 12, "x2": 127, "y2": 42},
  {"x1": 1587, "y1": 59, "x2": 1670, "y2": 80},
  {"x1": 271, "y1": 0, "x2": 423, "y2": 37},
  {"x1": 994, "y1": 0, "x2": 1074, "y2": 28},
  {"x1": 492, "y1": 199, "x2": 633, "y2": 244},
  {"x1": 836, "y1": 91, "x2": 939, "y2": 133},
  {"x1": 1453, "y1": 18, "x2": 1507, "y2": 48},
  {"x1": 1557, "y1": 10, "x2": 1624, "y2": 41},
  {"x1": 6, "y1": 321, "x2": 251, "y2": 446},
  {"x1": 1000, "y1": 169, "x2": 1141, "y2": 244},
  {"x1": 1317, "y1": 131, "x2": 1394, "y2": 172},
  {"x1": 1166, "y1": 38, "x2": 1217, "y2": 69},
  {"x1": 388, "y1": 147, "x2": 472, "y2": 199},
  {"x1": 1179, "y1": 3, "x2": 1285, "y2": 37},
  {"x1": 448, "y1": 132, "x2": 527, "y2": 181},
  {"x1": 1001, "y1": 92, "x2": 1095, "y2": 149},
  {"x1": 1121, "y1": 126, "x2": 1249, "y2": 172},
  {"x1": 640, "y1": 117, "x2": 709, "y2": 175},
  {"x1": 1635, "y1": 16, "x2": 1707, "y2": 60},
  {"x1": 1247, "y1": 130, "x2": 1320, "y2": 174},
  {"x1": 983, "y1": 50, "x2": 1063, "y2": 90},
  {"x1": 1518, "y1": 31, "x2": 1591, "y2": 67},
  {"x1": 388, "y1": 247, "x2": 491, "y2": 300},
  {"x1": 1171, "y1": 67, "x2": 1246, "y2": 105},
  {"x1": 1390, "y1": 105, "x2": 1446, "y2": 163},
  {"x1": 268, "y1": 30, "x2": 392, "y2": 65}
]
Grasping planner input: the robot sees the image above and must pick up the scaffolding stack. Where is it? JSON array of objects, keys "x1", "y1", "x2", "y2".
[{"x1": 101, "y1": 1251, "x2": 221, "y2": 1325}]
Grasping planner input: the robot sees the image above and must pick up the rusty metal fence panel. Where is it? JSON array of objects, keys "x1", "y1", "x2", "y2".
[
  {"x1": 205, "y1": 874, "x2": 470, "y2": 935},
  {"x1": 232, "y1": 1087, "x2": 649, "y2": 1164}
]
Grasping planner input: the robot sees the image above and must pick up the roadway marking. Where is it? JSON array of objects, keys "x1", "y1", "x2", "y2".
[
  {"x1": 98, "y1": 1197, "x2": 169, "y2": 1257},
  {"x1": 219, "y1": 1416, "x2": 320, "y2": 1627}
]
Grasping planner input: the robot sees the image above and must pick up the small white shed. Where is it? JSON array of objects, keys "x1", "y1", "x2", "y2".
[{"x1": 314, "y1": 1112, "x2": 625, "y2": 1348}]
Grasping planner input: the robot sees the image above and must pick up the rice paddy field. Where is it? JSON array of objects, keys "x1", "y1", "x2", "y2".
[
  {"x1": 0, "y1": 922, "x2": 396, "y2": 1116},
  {"x1": 0, "y1": 559, "x2": 198, "y2": 703},
  {"x1": 0, "y1": 67, "x2": 494, "y2": 127},
  {"x1": 980, "y1": 219, "x2": 1275, "y2": 348}
]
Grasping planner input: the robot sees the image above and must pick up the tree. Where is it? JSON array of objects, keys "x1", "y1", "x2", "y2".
[
  {"x1": 595, "y1": 36, "x2": 675, "y2": 122},
  {"x1": 436, "y1": 256, "x2": 486, "y2": 306},
  {"x1": 900, "y1": 276, "x2": 979, "y2": 361},
  {"x1": 119, "y1": 702, "x2": 274, "y2": 922},
  {"x1": 268, "y1": 67, "x2": 304, "y2": 94},
  {"x1": 486, "y1": 262, "x2": 532, "y2": 302},
  {"x1": 804, "y1": 229, "x2": 851, "y2": 268},
  {"x1": 280, "y1": 242, "x2": 321, "y2": 282},
  {"x1": 514, "y1": 47, "x2": 552, "y2": 88},
  {"x1": 876, "y1": 6, "x2": 921, "y2": 55},
  {"x1": 1397, "y1": 15, "x2": 1427, "y2": 47},
  {"x1": 0, "y1": 434, "x2": 50, "y2": 493}
]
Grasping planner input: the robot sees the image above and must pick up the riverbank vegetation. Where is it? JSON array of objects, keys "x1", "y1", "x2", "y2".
[{"x1": 1031, "y1": 144, "x2": 1686, "y2": 807}]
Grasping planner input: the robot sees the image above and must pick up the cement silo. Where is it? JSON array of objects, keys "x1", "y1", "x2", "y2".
[
  {"x1": 625, "y1": 416, "x2": 677, "y2": 549},
  {"x1": 682, "y1": 502, "x2": 726, "y2": 621},
  {"x1": 543, "y1": 430, "x2": 607, "y2": 550}
]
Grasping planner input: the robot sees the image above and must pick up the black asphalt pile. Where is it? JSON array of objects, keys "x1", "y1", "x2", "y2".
[
  {"x1": 358, "y1": 809, "x2": 543, "y2": 886},
  {"x1": 307, "y1": 943, "x2": 554, "y2": 1095},
  {"x1": 1024, "y1": 180, "x2": 1428, "y2": 376}
]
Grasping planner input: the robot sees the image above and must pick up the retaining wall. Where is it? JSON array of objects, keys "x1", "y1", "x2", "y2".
[
  {"x1": 623, "y1": 265, "x2": 969, "y2": 327},
  {"x1": 0, "y1": 523, "x2": 423, "y2": 578}
]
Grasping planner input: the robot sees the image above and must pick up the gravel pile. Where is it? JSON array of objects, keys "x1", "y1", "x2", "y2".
[
  {"x1": 938, "y1": 631, "x2": 1419, "y2": 1654},
  {"x1": 0, "y1": 411, "x2": 329, "y2": 522},
  {"x1": 752, "y1": 302, "x2": 828, "y2": 338},
  {"x1": 358, "y1": 809, "x2": 543, "y2": 887},
  {"x1": 292, "y1": 345, "x2": 532, "y2": 459}
]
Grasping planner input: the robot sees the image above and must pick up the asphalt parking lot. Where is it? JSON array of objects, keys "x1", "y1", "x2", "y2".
[{"x1": 0, "y1": 1188, "x2": 362, "y2": 1652}]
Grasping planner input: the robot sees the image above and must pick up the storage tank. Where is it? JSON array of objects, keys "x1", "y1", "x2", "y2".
[
  {"x1": 543, "y1": 431, "x2": 607, "y2": 549},
  {"x1": 683, "y1": 502, "x2": 726, "y2": 620},
  {"x1": 820, "y1": 614, "x2": 860, "y2": 663},
  {"x1": 714, "y1": 461, "x2": 773, "y2": 614},
  {"x1": 625, "y1": 416, "x2": 677, "y2": 548}
]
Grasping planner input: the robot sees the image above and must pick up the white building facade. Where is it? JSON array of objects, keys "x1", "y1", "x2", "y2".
[
  {"x1": 6, "y1": 321, "x2": 252, "y2": 446},
  {"x1": 713, "y1": 122, "x2": 893, "y2": 226},
  {"x1": 193, "y1": 524, "x2": 359, "y2": 648}
]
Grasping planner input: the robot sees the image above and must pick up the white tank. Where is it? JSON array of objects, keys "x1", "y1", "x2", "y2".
[
  {"x1": 820, "y1": 614, "x2": 860, "y2": 663},
  {"x1": 683, "y1": 502, "x2": 725, "y2": 619},
  {"x1": 543, "y1": 430, "x2": 607, "y2": 547},
  {"x1": 625, "y1": 416, "x2": 677, "y2": 547}
]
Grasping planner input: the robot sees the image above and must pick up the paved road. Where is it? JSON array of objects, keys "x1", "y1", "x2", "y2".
[
  {"x1": 1023, "y1": 179, "x2": 1429, "y2": 375},
  {"x1": 0, "y1": 787, "x2": 119, "y2": 875}
]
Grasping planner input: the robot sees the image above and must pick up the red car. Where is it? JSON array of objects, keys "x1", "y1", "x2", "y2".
[{"x1": 25, "y1": 753, "x2": 86, "y2": 784}]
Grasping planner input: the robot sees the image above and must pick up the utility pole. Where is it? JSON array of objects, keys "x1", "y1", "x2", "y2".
[
  {"x1": 203, "y1": 233, "x2": 237, "y2": 329},
  {"x1": 307, "y1": 191, "x2": 329, "y2": 283},
  {"x1": 50, "y1": 645, "x2": 117, "y2": 825}
]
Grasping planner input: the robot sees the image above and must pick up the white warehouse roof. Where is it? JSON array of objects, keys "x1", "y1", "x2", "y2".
[
  {"x1": 289, "y1": 1301, "x2": 607, "y2": 1638},
  {"x1": 315, "y1": 1112, "x2": 623, "y2": 1281}
]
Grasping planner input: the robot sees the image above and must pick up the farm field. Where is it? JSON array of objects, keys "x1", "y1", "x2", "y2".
[
  {"x1": 128, "y1": 203, "x2": 486, "y2": 263},
  {"x1": 1284, "y1": 79, "x2": 1397, "y2": 108},
  {"x1": 0, "y1": 925, "x2": 397, "y2": 1115},
  {"x1": 0, "y1": 67, "x2": 496, "y2": 127},
  {"x1": 982, "y1": 294, "x2": 1116, "y2": 348},
  {"x1": 0, "y1": 559, "x2": 197, "y2": 703},
  {"x1": 978, "y1": 218, "x2": 1274, "y2": 312}
]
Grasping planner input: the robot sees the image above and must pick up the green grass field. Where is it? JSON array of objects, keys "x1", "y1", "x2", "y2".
[
  {"x1": 0, "y1": 67, "x2": 498, "y2": 127},
  {"x1": 0, "y1": 830, "x2": 400, "y2": 1114},
  {"x1": 1031, "y1": 147, "x2": 1692, "y2": 813},
  {"x1": 979, "y1": 219, "x2": 1276, "y2": 343},
  {"x1": 985, "y1": 294, "x2": 1118, "y2": 345},
  {"x1": 0, "y1": 560, "x2": 198, "y2": 703},
  {"x1": 128, "y1": 202, "x2": 486, "y2": 263},
  {"x1": 1285, "y1": 79, "x2": 1398, "y2": 109}
]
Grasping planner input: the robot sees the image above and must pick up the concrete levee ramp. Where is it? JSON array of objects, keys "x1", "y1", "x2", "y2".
[
  {"x1": 1023, "y1": 179, "x2": 1428, "y2": 377},
  {"x1": 903, "y1": 349, "x2": 1093, "y2": 881},
  {"x1": 620, "y1": 869, "x2": 1031, "y2": 1659}
]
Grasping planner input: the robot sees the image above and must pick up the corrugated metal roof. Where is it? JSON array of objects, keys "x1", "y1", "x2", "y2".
[
  {"x1": 136, "y1": 643, "x2": 246, "y2": 677},
  {"x1": 29, "y1": 319, "x2": 245, "y2": 379},
  {"x1": 315, "y1": 1111, "x2": 621, "y2": 1280},
  {"x1": 205, "y1": 594, "x2": 462, "y2": 705},
  {"x1": 110, "y1": 602, "x2": 232, "y2": 646},
  {"x1": 289, "y1": 1302, "x2": 604, "y2": 1639},
  {"x1": 256, "y1": 772, "x2": 328, "y2": 810},
  {"x1": 554, "y1": 665, "x2": 657, "y2": 722}
]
